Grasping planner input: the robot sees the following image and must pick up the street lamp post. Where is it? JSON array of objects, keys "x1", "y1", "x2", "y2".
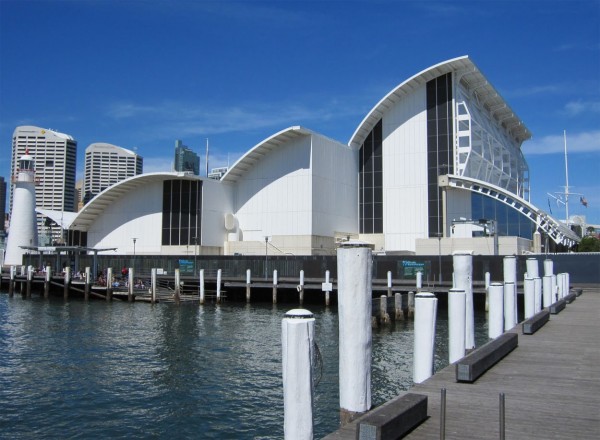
[
  {"x1": 265, "y1": 236, "x2": 269, "y2": 280},
  {"x1": 132, "y1": 238, "x2": 138, "y2": 272},
  {"x1": 437, "y1": 232, "x2": 442, "y2": 284}
]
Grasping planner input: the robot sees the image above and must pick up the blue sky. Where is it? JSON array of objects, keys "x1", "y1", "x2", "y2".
[{"x1": 1, "y1": 0, "x2": 599, "y2": 225}]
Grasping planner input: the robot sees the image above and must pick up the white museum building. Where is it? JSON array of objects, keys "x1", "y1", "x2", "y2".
[{"x1": 34, "y1": 56, "x2": 580, "y2": 257}]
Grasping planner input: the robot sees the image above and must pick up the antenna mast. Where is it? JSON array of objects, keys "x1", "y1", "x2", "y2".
[{"x1": 563, "y1": 130, "x2": 570, "y2": 226}]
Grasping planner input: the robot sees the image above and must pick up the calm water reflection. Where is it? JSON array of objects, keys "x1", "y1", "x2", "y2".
[{"x1": 0, "y1": 294, "x2": 488, "y2": 439}]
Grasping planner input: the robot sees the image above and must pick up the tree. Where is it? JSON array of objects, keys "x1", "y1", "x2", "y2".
[{"x1": 577, "y1": 236, "x2": 600, "y2": 252}]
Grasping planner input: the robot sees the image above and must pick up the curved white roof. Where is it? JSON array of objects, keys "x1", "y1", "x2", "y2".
[
  {"x1": 349, "y1": 55, "x2": 531, "y2": 150},
  {"x1": 67, "y1": 172, "x2": 202, "y2": 231},
  {"x1": 221, "y1": 126, "x2": 314, "y2": 183}
]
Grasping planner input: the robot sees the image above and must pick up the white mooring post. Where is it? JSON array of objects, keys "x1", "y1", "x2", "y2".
[
  {"x1": 322, "y1": 270, "x2": 332, "y2": 307},
  {"x1": 503, "y1": 281, "x2": 516, "y2": 330},
  {"x1": 524, "y1": 277, "x2": 535, "y2": 319},
  {"x1": 106, "y1": 267, "x2": 113, "y2": 301},
  {"x1": 413, "y1": 292, "x2": 438, "y2": 383},
  {"x1": 557, "y1": 273, "x2": 565, "y2": 299},
  {"x1": 526, "y1": 258, "x2": 539, "y2": 279},
  {"x1": 199, "y1": 269, "x2": 205, "y2": 304},
  {"x1": 565, "y1": 272, "x2": 570, "y2": 295},
  {"x1": 387, "y1": 271, "x2": 393, "y2": 297},
  {"x1": 503, "y1": 255, "x2": 517, "y2": 325},
  {"x1": 448, "y1": 288, "x2": 466, "y2": 364},
  {"x1": 174, "y1": 268, "x2": 181, "y2": 303},
  {"x1": 128, "y1": 267, "x2": 134, "y2": 302},
  {"x1": 217, "y1": 268, "x2": 222, "y2": 303},
  {"x1": 272, "y1": 269, "x2": 278, "y2": 304},
  {"x1": 408, "y1": 291, "x2": 415, "y2": 318},
  {"x1": 534, "y1": 277, "x2": 542, "y2": 313},
  {"x1": 26, "y1": 265, "x2": 33, "y2": 298},
  {"x1": 151, "y1": 268, "x2": 157, "y2": 304},
  {"x1": 84, "y1": 266, "x2": 91, "y2": 301},
  {"x1": 395, "y1": 292, "x2": 404, "y2": 320},
  {"x1": 337, "y1": 241, "x2": 372, "y2": 424},
  {"x1": 488, "y1": 283, "x2": 504, "y2": 339},
  {"x1": 9, "y1": 266, "x2": 16, "y2": 296},
  {"x1": 551, "y1": 274, "x2": 558, "y2": 302},
  {"x1": 453, "y1": 251, "x2": 474, "y2": 350},
  {"x1": 543, "y1": 259, "x2": 554, "y2": 277},
  {"x1": 282, "y1": 309, "x2": 315, "y2": 440},
  {"x1": 298, "y1": 270, "x2": 305, "y2": 305},
  {"x1": 416, "y1": 271, "x2": 423, "y2": 291},
  {"x1": 246, "y1": 269, "x2": 251, "y2": 303},
  {"x1": 45, "y1": 266, "x2": 52, "y2": 299},
  {"x1": 485, "y1": 271, "x2": 491, "y2": 312},
  {"x1": 542, "y1": 275, "x2": 552, "y2": 307},
  {"x1": 64, "y1": 266, "x2": 71, "y2": 300}
]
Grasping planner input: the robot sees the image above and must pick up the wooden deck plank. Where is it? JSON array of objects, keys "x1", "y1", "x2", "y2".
[{"x1": 324, "y1": 287, "x2": 600, "y2": 439}]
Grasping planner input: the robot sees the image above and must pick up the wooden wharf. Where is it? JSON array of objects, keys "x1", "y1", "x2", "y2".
[{"x1": 324, "y1": 286, "x2": 600, "y2": 440}]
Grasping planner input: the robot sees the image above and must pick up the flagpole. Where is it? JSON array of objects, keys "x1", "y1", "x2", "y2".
[{"x1": 563, "y1": 130, "x2": 569, "y2": 226}]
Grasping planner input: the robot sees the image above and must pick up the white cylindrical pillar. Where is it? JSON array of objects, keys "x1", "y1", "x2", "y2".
[
  {"x1": 151, "y1": 268, "x2": 157, "y2": 303},
  {"x1": 488, "y1": 283, "x2": 504, "y2": 339},
  {"x1": 551, "y1": 274, "x2": 558, "y2": 302},
  {"x1": 453, "y1": 251, "x2": 474, "y2": 350},
  {"x1": 199, "y1": 269, "x2": 205, "y2": 304},
  {"x1": 246, "y1": 268, "x2": 251, "y2": 303},
  {"x1": 485, "y1": 271, "x2": 491, "y2": 312},
  {"x1": 299, "y1": 270, "x2": 305, "y2": 304},
  {"x1": 503, "y1": 256, "x2": 517, "y2": 284},
  {"x1": 543, "y1": 259, "x2": 554, "y2": 277},
  {"x1": 394, "y1": 292, "x2": 404, "y2": 320},
  {"x1": 216, "y1": 268, "x2": 222, "y2": 303},
  {"x1": 542, "y1": 275, "x2": 552, "y2": 307},
  {"x1": 526, "y1": 258, "x2": 539, "y2": 279},
  {"x1": 565, "y1": 272, "x2": 570, "y2": 296},
  {"x1": 337, "y1": 242, "x2": 372, "y2": 423},
  {"x1": 413, "y1": 292, "x2": 438, "y2": 383},
  {"x1": 282, "y1": 309, "x2": 315, "y2": 440},
  {"x1": 246, "y1": 268, "x2": 251, "y2": 285},
  {"x1": 534, "y1": 277, "x2": 542, "y2": 313},
  {"x1": 524, "y1": 277, "x2": 535, "y2": 319},
  {"x1": 416, "y1": 271, "x2": 422, "y2": 290},
  {"x1": 504, "y1": 282, "x2": 516, "y2": 330},
  {"x1": 557, "y1": 273, "x2": 564, "y2": 299},
  {"x1": 448, "y1": 288, "x2": 466, "y2": 364}
]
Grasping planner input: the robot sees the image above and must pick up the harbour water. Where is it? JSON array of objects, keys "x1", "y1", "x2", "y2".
[{"x1": 0, "y1": 293, "x2": 488, "y2": 439}]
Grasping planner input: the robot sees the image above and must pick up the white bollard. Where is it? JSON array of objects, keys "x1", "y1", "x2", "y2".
[
  {"x1": 413, "y1": 292, "x2": 438, "y2": 383},
  {"x1": 504, "y1": 281, "x2": 516, "y2": 330},
  {"x1": 534, "y1": 277, "x2": 542, "y2": 313},
  {"x1": 246, "y1": 268, "x2": 251, "y2": 303},
  {"x1": 524, "y1": 277, "x2": 535, "y2": 319},
  {"x1": 485, "y1": 271, "x2": 491, "y2": 312},
  {"x1": 557, "y1": 273, "x2": 565, "y2": 299},
  {"x1": 395, "y1": 292, "x2": 404, "y2": 320},
  {"x1": 387, "y1": 271, "x2": 393, "y2": 297},
  {"x1": 282, "y1": 309, "x2": 315, "y2": 440},
  {"x1": 299, "y1": 270, "x2": 305, "y2": 304},
  {"x1": 543, "y1": 259, "x2": 554, "y2": 277},
  {"x1": 526, "y1": 258, "x2": 539, "y2": 279},
  {"x1": 174, "y1": 268, "x2": 181, "y2": 302},
  {"x1": 488, "y1": 283, "x2": 504, "y2": 339},
  {"x1": 199, "y1": 269, "x2": 205, "y2": 304},
  {"x1": 151, "y1": 268, "x2": 157, "y2": 303},
  {"x1": 542, "y1": 275, "x2": 552, "y2": 307},
  {"x1": 453, "y1": 251, "x2": 474, "y2": 350},
  {"x1": 337, "y1": 242, "x2": 372, "y2": 423},
  {"x1": 448, "y1": 288, "x2": 466, "y2": 364},
  {"x1": 216, "y1": 268, "x2": 222, "y2": 303},
  {"x1": 551, "y1": 274, "x2": 558, "y2": 302},
  {"x1": 565, "y1": 272, "x2": 570, "y2": 296},
  {"x1": 416, "y1": 271, "x2": 423, "y2": 290},
  {"x1": 503, "y1": 256, "x2": 518, "y2": 324}
]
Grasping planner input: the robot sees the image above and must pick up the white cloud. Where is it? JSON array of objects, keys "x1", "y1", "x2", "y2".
[
  {"x1": 523, "y1": 130, "x2": 600, "y2": 155},
  {"x1": 563, "y1": 100, "x2": 600, "y2": 116}
]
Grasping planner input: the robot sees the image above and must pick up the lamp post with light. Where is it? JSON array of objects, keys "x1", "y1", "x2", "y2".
[{"x1": 132, "y1": 238, "x2": 138, "y2": 272}]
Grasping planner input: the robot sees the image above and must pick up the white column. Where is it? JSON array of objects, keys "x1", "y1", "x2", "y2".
[
  {"x1": 543, "y1": 259, "x2": 554, "y2": 277},
  {"x1": 488, "y1": 283, "x2": 504, "y2": 339},
  {"x1": 533, "y1": 277, "x2": 542, "y2": 313},
  {"x1": 542, "y1": 275, "x2": 552, "y2": 307},
  {"x1": 524, "y1": 277, "x2": 535, "y2": 319},
  {"x1": 413, "y1": 292, "x2": 438, "y2": 383},
  {"x1": 551, "y1": 274, "x2": 558, "y2": 302},
  {"x1": 448, "y1": 288, "x2": 466, "y2": 364},
  {"x1": 246, "y1": 268, "x2": 251, "y2": 303},
  {"x1": 416, "y1": 271, "x2": 422, "y2": 290},
  {"x1": 485, "y1": 271, "x2": 491, "y2": 312},
  {"x1": 503, "y1": 256, "x2": 518, "y2": 325},
  {"x1": 504, "y1": 282, "x2": 516, "y2": 330},
  {"x1": 282, "y1": 309, "x2": 315, "y2": 440},
  {"x1": 199, "y1": 269, "x2": 205, "y2": 304},
  {"x1": 526, "y1": 258, "x2": 539, "y2": 279},
  {"x1": 453, "y1": 251, "x2": 474, "y2": 350},
  {"x1": 151, "y1": 268, "x2": 157, "y2": 303},
  {"x1": 337, "y1": 242, "x2": 372, "y2": 422},
  {"x1": 216, "y1": 268, "x2": 222, "y2": 303}
]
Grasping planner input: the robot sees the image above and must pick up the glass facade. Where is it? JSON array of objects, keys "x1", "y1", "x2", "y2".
[
  {"x1": 359, "y1": 119, "x2": 383, "y2": 234},
  {"x1": 162, "y1": 180, "x2": 202, "y2": 246},
  {"x1": 426, "y1": 73, "x2": 454, "y2": 238},
  {"x1": 471, "y1": 193, "x2": 534, "y2": 238}
]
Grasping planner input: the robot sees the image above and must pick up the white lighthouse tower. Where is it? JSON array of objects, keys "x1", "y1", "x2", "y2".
[{"x1": 5, "y1": 150, "x2": 39, "y2": 266}]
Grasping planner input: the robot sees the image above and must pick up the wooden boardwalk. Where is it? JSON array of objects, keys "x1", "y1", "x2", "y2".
[{"x1": 324, "y1": 287, "x2": 600, "y2": 439}]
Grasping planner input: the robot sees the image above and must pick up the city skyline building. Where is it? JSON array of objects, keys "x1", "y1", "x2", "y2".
[
  {"x1": 174, "y1": 140, "x2": 200, "y2": 175},
  {"x1": 10, "y1": 126, "x2": 77, "y2": 243},
  {"x1": 83, "y1": 142, "x2": 143, "y2": 204}
]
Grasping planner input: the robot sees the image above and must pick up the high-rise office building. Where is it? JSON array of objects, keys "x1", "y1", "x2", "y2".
[
  {"x1": 83, "y1": 143, "x2": 143, "y2": 204},
  {"x1": 10, "y1": 126, "x2": 77, "y2": 241},
  {"x1": 174, "y1": 140, "x2": 200, "y2": 175}
]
